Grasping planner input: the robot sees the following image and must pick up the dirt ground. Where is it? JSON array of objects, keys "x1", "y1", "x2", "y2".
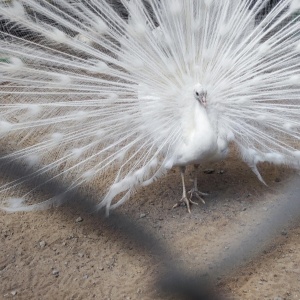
[{"x1": 1, "y1": 154, "x2": 300, "y2": 300}]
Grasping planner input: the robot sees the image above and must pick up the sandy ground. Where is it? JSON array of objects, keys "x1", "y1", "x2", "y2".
[{"x1": 1, "y1": 154, "x2": 300, "y2": 300}]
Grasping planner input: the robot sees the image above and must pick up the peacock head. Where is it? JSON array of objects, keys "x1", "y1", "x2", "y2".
[{"x1": 193, "y1": 83, "x2": 207, "y2": 107}]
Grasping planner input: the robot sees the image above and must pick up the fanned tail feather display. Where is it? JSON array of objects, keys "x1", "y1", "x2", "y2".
[{"x1": 0, "y1": 0, "x2": 299, "y2": 213}]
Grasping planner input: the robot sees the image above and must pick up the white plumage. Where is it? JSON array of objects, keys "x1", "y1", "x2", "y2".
[{"x1": 0, "y1": 0, "x2": 300, "y2": 213}]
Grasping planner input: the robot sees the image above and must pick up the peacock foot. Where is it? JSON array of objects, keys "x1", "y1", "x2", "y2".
[
  {"x1": 172, "y1": 196, "x2": 198, "y2": 214},
  {"x1": 188, "y1": 188, "x2": 207, "y2": 205}
]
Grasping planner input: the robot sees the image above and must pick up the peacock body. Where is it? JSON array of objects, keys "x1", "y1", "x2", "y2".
[{"x1": 0, "y1": 0, "x2": 300, "y2": 213}]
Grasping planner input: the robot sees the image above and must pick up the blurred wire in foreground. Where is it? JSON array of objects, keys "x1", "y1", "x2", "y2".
[{"x1": 1, "y1": 152, "x2": 299, "y2": 299}]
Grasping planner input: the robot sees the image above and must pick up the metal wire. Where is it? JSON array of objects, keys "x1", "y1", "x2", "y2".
[{"x1": 1, "y1": 149, "x2": 300, "y2": 299}]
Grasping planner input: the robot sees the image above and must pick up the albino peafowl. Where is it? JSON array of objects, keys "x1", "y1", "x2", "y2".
[{"x1": 0, "y1": 0, "x2": 300, "y2": 214}]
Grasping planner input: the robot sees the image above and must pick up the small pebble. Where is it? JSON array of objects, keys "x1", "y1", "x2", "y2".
[
  {"x1": 39, "y1": 241, "x2": 46, "y2": 248},
  {"x1": 10, "y1": 291, "x2": 17, "y2": 296},
  {"x1": 52, "y1": 270, "x2": 59, "y2": 277},
  {"x1": 139, "y1": 213, "x2": 146, "y2": 218},
  {"x1": 75, "y1": 217, "x2": 83, "y2": 223},
  {"x1": 78, "y1": 252, "x2": 84, "y2": 258},
  {"x1": 204, "y1": 169, "x2": 215, "y2": 174}
]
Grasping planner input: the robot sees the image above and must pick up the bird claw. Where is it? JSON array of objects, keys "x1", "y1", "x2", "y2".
[
  {"x1": 188, "y1": 188, "x2": 207, "y2": 204},
  {"x1": 172, "y1": 189, "x2": 207, "y2": 213},
  {"x1": 172, "y1": 197, "x2": 193, "y2": 213}
]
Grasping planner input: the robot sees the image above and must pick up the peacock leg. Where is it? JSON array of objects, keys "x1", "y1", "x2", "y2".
[
  {"x1": 172, "y1": 166, "x2": 196, "y2": 213},
  {"x1": 188, "y1": 164, "x2": 207, "y2": 204}
]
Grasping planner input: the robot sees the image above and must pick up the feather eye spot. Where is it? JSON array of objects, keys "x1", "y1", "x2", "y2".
[
  {"x1": 48, "y1": 28, "x2": 67, "y2": 44},
  {"x1": 94, "y1": 129, "x2": 105, "y2": 138},
  {"x1": 293, "y1": 151, "x2": 300, "y2": 159},
  {"x1": 2, "y1": 57, "x2": 24, "y2": 72},
  {"x1": 283, "y1": 122, "x2": 296, "y2": 132},
  {"x1": 108, "y1": 93, "x2": 118, "y2": 102},
  {"x1": 82, "y1": 169, "x2": 96, "y2": 181},
  {"x1": 24, "y1": 154, "x2": 40, "y2": 168},
  {"x1": 0, "y1": 120, "x2": 13, "y2": 134},
  {"x1": 50, "y1": 132, "x2": 64, "y2": 143},
  {"x1": 74, "y1": 33, "x2": 92, "y2": 45},
  {"x1": 289, "y1": 75, "x2": 300, "y2": 85},
  {"x1": 219, "y1": 24, "x2": 230, "y2": 36},
  {"x1": 129, "y1": 23, "x2": 147, "y2": 37},
  {"x1": 91, "y1": 61, "x2": 109, "y2": 74},
  {"x1": 26, "y1": 104, "x2": 42, "y2": 116},
  {"x1": 258, "y1": 43, "x2": 270, "y2": 55},
  {"x1": 94, "y1": 19, "x2": 108, "y2": 34},
  {"x1": 57, "y1": 74, "x2": 71, "y2": 86},
  {"x1": 71, "y1": 148, "x2": 85, "y2": 159},
  {"x1": 74, "y1": 111, "x2": 88, "y2": 121},
  {"x1": 295, "y1": 42, "x2": 300, "y2": 52},
  {"x1": 289, "y1": 0, "x2": 300, "y2": 13},
  {"x1": 170, "y1": 1, "x2": 182, "y2": 15}
]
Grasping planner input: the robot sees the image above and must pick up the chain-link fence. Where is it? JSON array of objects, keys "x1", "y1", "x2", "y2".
[
  {"x1": 1, "y1": 1, "x2": 300, "y2": 298},
  {"x1": 1, "y1": 151, "x2": 300, "y2": 299}
]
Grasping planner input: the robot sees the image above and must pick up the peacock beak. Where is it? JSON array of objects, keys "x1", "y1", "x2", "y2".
[{"x1": 202, "y1": 95, "x2": 207, "y2": 107}]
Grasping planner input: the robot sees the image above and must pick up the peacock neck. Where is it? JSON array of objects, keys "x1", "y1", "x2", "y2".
[
  {"x1": 182, "y1": 102, "x2": 215, "y2": 140},
  {"x1": 172, "y1": 102, "x2": 218, "y2": 167}
]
